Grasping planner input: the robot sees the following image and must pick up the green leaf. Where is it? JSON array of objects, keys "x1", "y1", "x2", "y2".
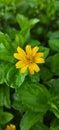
[
  {"x1": 0, "y1": 62, "x2": 5, "y2": 84},
  {"x1": 0, "y1": 84, "x2": 10, "y2": 108},
  {"x1": 29, "y1": 72, "x2": 40, "y2": 83},
  {"x1": 0, "y1": 42, "x2": 15, "y2": 63},
  {"x1": 51, "y1": 53, "x2": 59, "y2": 76},
  {"x1": 0, "y1": 127, "x2": 2, "y2": 130},
  {"x1": 20, "y1": 27, "x2": 30, "y2": 43},
  {"x1": 55, "y1": 1, "x2": 59, "y2": 8},
  {"x1": 47, "y1": 78, "x2": 59, "y2": 96},
  {"x1": 20, "y1": 111, "x2": 43, "y2": 130},
  {"x1": 15, "y1": 28, "x2": 30, "y2": 47},
  {"x1": 49, "y1": 102, "x2": 59, "y2": 118},
  {"x1": 0, "y1": 49, "x2": 14, "y2": 63},
  {"x1": 16, "y1": 14, "x2": 39, "y2": 30},
  {"x1": 46, "y1": 78, "x2": 59, "y2": 118},
  {"x1": 31, "y1": 122, "x2": 49, "y2": 130},
  {"x1": 0, "y1": 111, "x2": 13, "y2": 125},
  {"x1": 0, "y1": 32, "x2": 14, "y2": 52},
  {"x1": 15, "y1": 81, "x2": 51, "y2": 112},
  {"x1": 0, "y1": 62, "x2": 13, "y2": 84},
  {"x1": 50, "y1": 119, "x2": 59, "y2": 130},
  {"x1": 49, "y1": 31, "x2": 59, "y2": 39},
  {"x1": 49, "y1": 39, "x2": 59, "y2": 52},
  {"x1": 0, "y1": 32, "x2": 15, "y2": 63},
  {"x1": 15, "y1": 33, "x2": 24, "y2": 47},
  {"x1": 46, "y1": 53, "x2": 59, "y2": 76},
  {"x1": 39, "y1": 46, "x2": 50, "y2": 58},
  {"x1": 16, "y1": 14, "x2": 28, "y2": 29},
  {"x1": 40, "y1": 67, "x2": 53, "y2": 81},
  {"x1": 48, "y1": 95, "x2": 59, "y2": 118},
  {"x1": 12, "y1": 99, "x2": 26, "y2": 112},
  {"x1": 29, "y1": 18, "x2": 39, "y2": 28},
  {"x1": 5, "y1": 65, "x2": 27, "y2": 88},
  {"x1": 28, "y1": 39, "x2": 40, "y2": 47}
]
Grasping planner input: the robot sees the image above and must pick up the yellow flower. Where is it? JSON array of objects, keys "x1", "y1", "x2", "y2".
[
  {"x1": 14, "y1": 45, "x2": 45, "y2": 74},
  {"x1": 5, "y1": 124, "x2": 16, "y2": 130}
]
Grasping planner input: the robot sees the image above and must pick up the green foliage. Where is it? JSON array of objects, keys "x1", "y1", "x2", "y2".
[
  {"x1": 0, "y1": 84, "x2": 10, "y2": 108},
  {"x1": 20, "y1": 111, "x2": 43, "y2": 130},
  {"x1": 0, "y1": 110, "x2": 13, "y2": 125},
  {"x1": 50, "y1": 119, "x2": 59, "y2": 130},
  {"x1": 14, "y1": 81, "x2": 50, "y2": 113},
  {"x1": 5, "y1": 65, "x2": 27, "y2": 88},
  {"x1": 47, "y1": 53, "x2": 59, "y2": 76},
  {"x1": 49, "y1": 39, "x2": 59, "y2": 52},
  {"x1": 0, "y1": 0, "x2": 59, "y2": 130},
  {"x1": 31, "y1": 122, "x2": 49, "y2": 130}
]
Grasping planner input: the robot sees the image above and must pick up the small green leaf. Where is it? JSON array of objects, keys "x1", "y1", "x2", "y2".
[
  {"x1": 0, "y1": 49, "x2": 14, "y2": 63},
  {"x1": 29, "y1": 72, "x2": 40, "y2": 83},
  {"x1": 5, "y1": 65, "x2": 27, "y2": 88},
  {"x1": 49, "y1": 39, "x2": 59, "y2": 52},
  {"x1": 49, "y1": 102, "x2": 59, "y2": 118},
  {"x1": 15, "y1": 33, "x2": 24, "y2": 47},
  {"x1": 40, "y1": 67, "x2": 53, "y2": 81},
  {"x1": 0, "y1": 41, "x2": 15, "y2": 63},
  {"x1": 0, "y1": 84, "x2": 10, "y2": 108},
  {"x1": 20, "y1": 111, "x2": 43, "y2": 130},
  {"x1": 49, "y1": 31, "x2": 59, "y2": 39},
  {"x1": 28, "y1": 39, "x2": 40, "y2": 47},
  {"x1": 31, "y1": 122, "x2": 49, "y2": 130},
  {"x1": 47, "y1": 78, "x2": 59, "y2": 95},
  {"x1": 12, "y1": 99, "x2": 26, "y2": 112},
  {"x1": 0, "y1": 62, "x2": 5, "y2": 84},
  {"x1": 39, "y1": 46, "x2": 50, "y2": 58},
  {"x1": 16, "y1": 14, "x2": 28, "y2": 29},
  {"x1": 0, "y1": 32, "x2": 14, "y2": 52},
  {"x1": 20, "y1": 27, "x2": 30, "y2": 43},
  {"x1": 0, "y1": 111, "x2": 13, "y2": 124},
  {"x1": 51, "y1": 53, "x2": 59, "y2": 76},
  {"x1": 29, "y1": 18, "x2": 39, "y2": 28},
  {"x1": 50, "y1": 119, "x2": 59, "y2": 130},
  {"x1": 46, "y1": 53, "x2": 59, "y2": 76}
]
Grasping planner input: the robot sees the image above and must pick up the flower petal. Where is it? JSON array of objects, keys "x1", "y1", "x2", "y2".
[
  {"x1": 35, "y1": 52, "x2": 44, "y2": 58},
  {"x1": 20, "y1": 65, "x2": 28, "y2": 73},
  {"x1": 32, "y1": 63, "x2": 40, "y2": 72},
  {"x1": 35, "y1": 57, "x2": 45, "y2": 63},
  {"x1": 13, "y1": 53, "x2": 21, "y2": 60},
  {"x1": 17, "y1": 46, "x2": 25, "y2": 54},
  {"x1": 6, "y1": 124, "x2": 16, "y2": 130},
  {"x1": 28, "y1": 65, "x2": 34, "y2": 75},
  {"x1": 17, "y1": 46, "x2": 26, "y2": 60},
  {"x1": 32, "y1": 46, "x2": 39, "y2": 56},
  {"x1": 26, "y1": 45, "x2": 32, "y2": 55},
  {"x1": 14, "y1": 50, "x2": 26, "y2": 60},
  {"x1": 6, "y1": 125, "x2": 9, "y2": 130},
  {"x1": 15, "y1": 61, "x2": 24, "y2": 68}
]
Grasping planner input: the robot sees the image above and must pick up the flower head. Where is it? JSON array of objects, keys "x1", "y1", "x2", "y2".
[
  {"x1": 14, "y1": 45, "x2": 45, "y2": 74},
  {"x1": 5, "y1": 124, "x2": 16, "y2": 130}
]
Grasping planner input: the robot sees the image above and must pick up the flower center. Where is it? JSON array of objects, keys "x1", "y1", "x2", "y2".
[{"x1": 26, "y1": 55, "x2": 34, "y2": 64}]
